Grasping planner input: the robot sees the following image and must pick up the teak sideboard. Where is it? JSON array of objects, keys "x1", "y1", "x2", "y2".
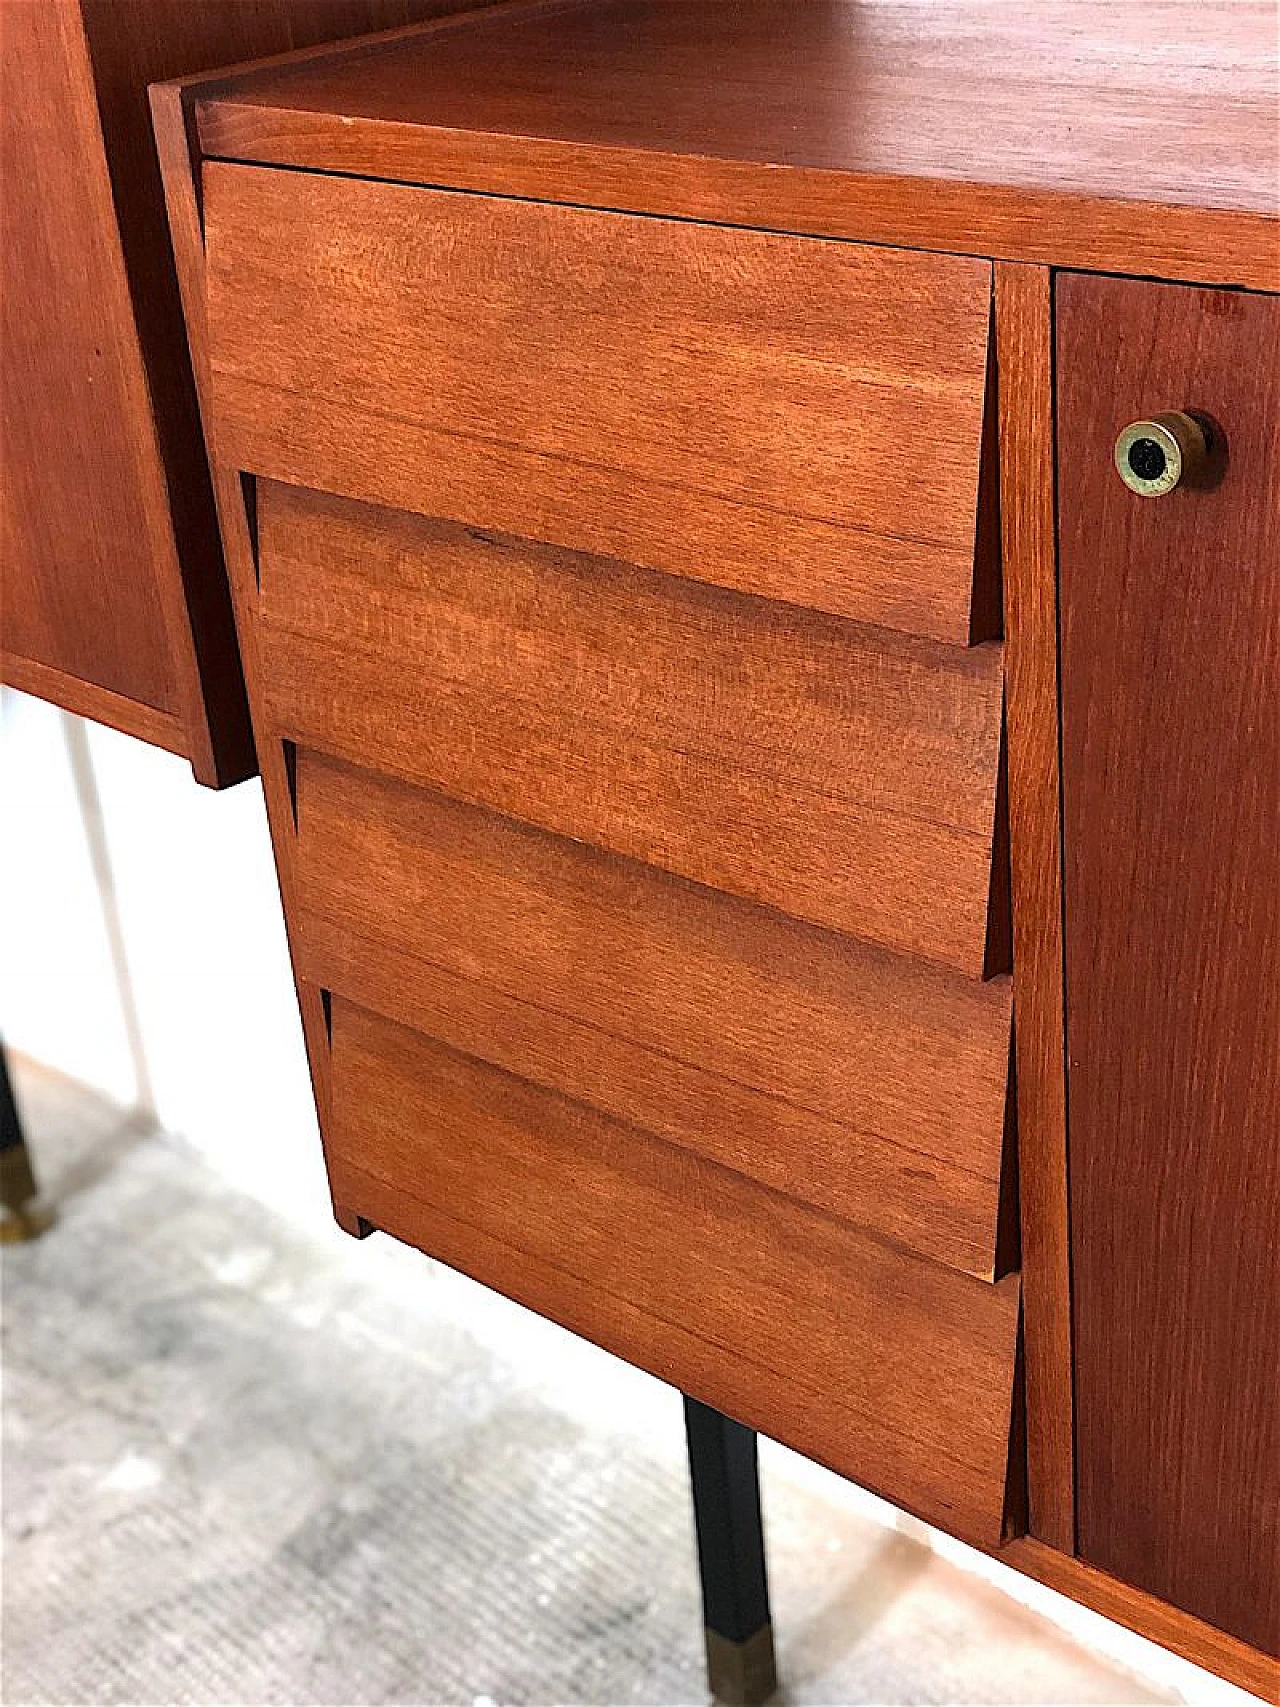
[{"x1": 7, "y1": 0, "x2": 1278, "y2": 1698}]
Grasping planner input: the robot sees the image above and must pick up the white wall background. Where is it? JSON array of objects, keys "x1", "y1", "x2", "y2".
[
  {"x1": 0, "y1": 684, "x2": 1257, "y2": 1707},
  {"x1": 0, "y1": 686, "x2": 329, "y2": 1226}
]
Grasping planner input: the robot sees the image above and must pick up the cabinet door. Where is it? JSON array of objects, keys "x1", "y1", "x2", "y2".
[{"x1": 1057, "y1": 274, "x2": 1279, "y2": 1654}]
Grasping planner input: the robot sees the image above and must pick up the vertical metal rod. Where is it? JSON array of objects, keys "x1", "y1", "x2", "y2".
[
  {"x1": 683, "y1": 1395, "x2": 777, "y2": 1705},
  {"x1": 62, "y1": 712, "x2": 155, "y2": 1118},
  {"x1": 1, "y1": 1040, "x2": 26, "y2": 1154}
]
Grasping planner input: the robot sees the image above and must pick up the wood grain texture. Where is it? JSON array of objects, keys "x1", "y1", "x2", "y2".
[
  {"x1": 193, "y1": 0, "x2": 1280, "y2": 290},
  {"x1": 329, "y1": 996, "x2": 1023, "y2": 1546},
  {"x1": 205, "y1": 163, "x2": 996, "y2": 644},
  {"x1": 296, "y1": 750, "x2": 1014, "y2": 1278},
  {"x1": 1059, "y1": 275, "x2": 1280, "y2": 1655},
  {"x1": 259, "y1": 482, "x2": 1007, "y2": 972},
  {"x1": 1004, "y1": 1542, "x2": 1280, "y2": 1704},
  {"x1": 992, "y1": 264, "x2": 1074, "y2": 1553}
]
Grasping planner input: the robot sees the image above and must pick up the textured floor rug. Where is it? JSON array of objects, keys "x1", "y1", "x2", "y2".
[{"x1": 2, "y1": 1060, "x2": 1173, "y2": 1706}]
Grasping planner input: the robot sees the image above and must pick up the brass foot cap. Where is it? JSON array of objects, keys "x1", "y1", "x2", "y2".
[
  {"x1": 704, "y1": 1623, "x2": 778, "y2": 1707},
  {"x1": 0, "y1": 1143, "x2": 39, "y2": 1211},
  {"x1": 0, "y1": 1199, "x2": 57, "y2": 1244}
]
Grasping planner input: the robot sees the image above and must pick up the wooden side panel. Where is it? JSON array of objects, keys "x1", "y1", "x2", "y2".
[
  {"x1": 329, "y1": 997, "x2": 1023, "y2": 1547},
  {"x1": 205, "y1": 163, "x2": 997, "y2": 644},
  {"x1": 259, "y1": 483, "x2": 1006, "y2": 974},
  {"x1": 2, "y1": 0, "x2": 506, "y2": 780},
  {"x1": 994, "y1": 263, "x2": 1074, "y2": 1551},
  {"x1": 1058, "y1": 273, "x2": 1280, "y2": 1655},
  {"x1": 1, "y1": 0, "x2": 180, "y2": 719},
  {"x1": 296, "y1": 751, "x2": 1014, "y2": 1278}
]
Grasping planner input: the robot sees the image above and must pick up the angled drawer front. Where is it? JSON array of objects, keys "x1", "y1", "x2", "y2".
[
  {"x1": 295, "y1": 748, "x2": 1012, "y2": 1280},
  {"x1": 205, "y1": 162, "x2": 998, "y2": 645},
  {"x1": 262, "y1": 483, "x2": 1007, "y2": 977},
  {"x1": 329, "y1": 998, "x2": 1023, "y2": 1548},
  {"x1": 204, "y1": 160, "x2": 1020, "y2": 1546}
]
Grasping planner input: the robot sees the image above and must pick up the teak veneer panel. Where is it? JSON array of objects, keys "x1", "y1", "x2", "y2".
[
  {"x1": 193, "y1": 0, "x2": 1280, "y2": 290},
  {"x1": 328, "y1": 997, "x2": 1023, "y2": 1547},
  {"x1": 205, "y1": 164, "x2": 997, "y2": 645},
  {"x1": 260, "y1": 484, "x2": 1006, "y2": 972},
  {"x1": 1059, "y1": 274, "x2": 1280, "y2": 1656},
  {"x1": 296, "y1": 751, "x2": 1014, "y2": 1279}
]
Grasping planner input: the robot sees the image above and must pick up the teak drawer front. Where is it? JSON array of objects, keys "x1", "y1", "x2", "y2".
[
  {"x1": 328, "y1": 998, "x2": 1023, "y2": 1546},
  {"x1": 205, "y1": 162, "x2": 997, "y2": 644},
  {"x1": 259, "y1": 483, "x2": 1008, "y2": 976},
  {"x1": 295, "y1": 751, "x2": 1014, "y2": 1280}
]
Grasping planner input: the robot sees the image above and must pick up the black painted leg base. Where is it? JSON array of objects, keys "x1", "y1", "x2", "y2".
[
  {"x1": 684, "y1": 1395, "x2": 778, "y2": 1705},
  {"x1": 0, "y1": 1139, "x2": 55, "y2": 1243},
  {"x1": 703, "y1": 1623, "x2": 778, "y2": 1707}
]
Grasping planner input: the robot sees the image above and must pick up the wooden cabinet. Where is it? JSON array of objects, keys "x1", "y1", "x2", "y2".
[
  {"x1": 0, "y1": 0, "x2": 502, "y2": 783},
  {"x1": 147, "y1": 1, "x2": 1277, "y2": 1694},
  {"x1": 1058, "y1": 275, "x2": 1280, "y2": 1655}
]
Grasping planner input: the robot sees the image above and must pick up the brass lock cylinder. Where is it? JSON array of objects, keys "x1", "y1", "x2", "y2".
[{"x1": 1114, "y1": 412, "x2": 1209, "y2": 497}]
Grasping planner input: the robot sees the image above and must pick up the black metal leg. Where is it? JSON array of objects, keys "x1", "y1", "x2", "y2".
[
  {"x1": 684, "y1": 1395, "x2": 778, "y2": 1706},
  {"x1": 1, "y1": 1040, "x2": 53, "y2": 1243}
]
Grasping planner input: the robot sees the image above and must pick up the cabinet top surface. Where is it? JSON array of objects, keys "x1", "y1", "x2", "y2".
[{"x1": 190, "y1": 0, "x2": 1279, "y2": 286}]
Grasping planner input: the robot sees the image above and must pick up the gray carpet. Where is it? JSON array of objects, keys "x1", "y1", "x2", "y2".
[{"x1": 2, "y1": 1060, "x2": 1172, "y2": 1706}]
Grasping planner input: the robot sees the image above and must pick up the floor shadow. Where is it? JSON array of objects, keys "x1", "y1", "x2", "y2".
[
  {"x1": 788, "y1": 1525, "x2": 932, "y2": 1680},
  {"x1": 31, "y1": 1098, "x2": 158, "y2": 1208}
]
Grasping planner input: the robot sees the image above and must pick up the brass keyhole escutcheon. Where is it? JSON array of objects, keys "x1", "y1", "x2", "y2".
[{"x1": 1114, "y1": 412, "x2": 1209, "y2": 497}]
